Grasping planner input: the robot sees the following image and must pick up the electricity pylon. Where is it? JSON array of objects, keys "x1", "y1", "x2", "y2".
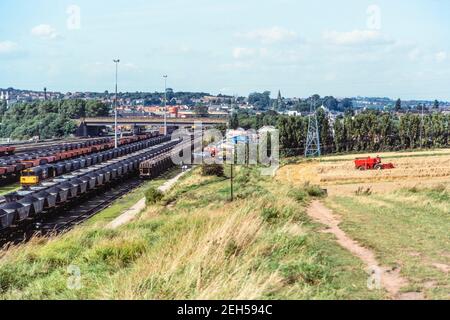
[{"x1": 305, "y1": 99, "x2": 321, "y2": 157}]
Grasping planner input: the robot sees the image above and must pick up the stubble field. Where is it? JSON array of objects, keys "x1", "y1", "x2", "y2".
[
  {"x1": 277, "y1": 149, "x2": 450, "y2": 196},
  {"x1": 277, "y1": 149, "x2": 450, "y2": 299}
]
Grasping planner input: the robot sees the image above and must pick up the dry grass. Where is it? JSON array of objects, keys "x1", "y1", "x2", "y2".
[
  {"x1": 104, "y1": 201, "x2": 282, "y2": 300},
  {"x1": 325, "y1": 187, "x2": 450, "y2": 299},
  {"x1": 0, "y1": 167, "x2": 384, "y2": 300},
  {"x1": 277, "y1": 150, "x2": 450, "y2": 196},
  {"x1": 277, "y1": 149, "x2": 450, "y2": 299},
  {"x1": 323, "y1": 148, "x2": 450, "y2": 161},
  {"x1": 277, "y1": 162, "x2": 321, "y2": 186},
  {"x1": 318, "y1": 156, "x2": 450, "y2": 184}
]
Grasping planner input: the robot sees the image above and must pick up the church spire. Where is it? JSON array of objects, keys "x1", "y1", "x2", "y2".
[{"x1": 275, "y1": 90, "x2": 284, "y2": 111}]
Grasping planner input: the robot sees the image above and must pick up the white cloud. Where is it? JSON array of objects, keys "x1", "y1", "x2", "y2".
[
  {"x1": 82, "y1": 61, "x2": 140, "y2": 75},
  {"x1": 219, "y1": 61, "x2": 254, "y2": 71},
  {"x1": 0, "y1": 41, "x2": 18, "y2": 54},
  {"x1": 31, "y1": 24, "x2": 59, "y2": 40},
  {"x1": 232, "y1": 47, "x2": 257, "y2": 59},
  {"x1": 237, "y1": 27, "x2": 297, "y2": 44},
  {"x1": 323, "y1": 29, "x2": 392, "y2": 46},
  {"x1": 435, "y1": 51, "x2": 447, "y2": 63},
  {"x1": 324, "y1": 72, "x2": 337, "y2": 81},
  {"x1": 122, "y1": 62, "x2": 138, "y2": 70},
  {"x1": 408, "y1": 48, "x2": 422, "y2": 61}
]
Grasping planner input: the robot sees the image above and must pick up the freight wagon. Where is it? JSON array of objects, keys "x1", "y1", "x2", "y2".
[
  {"x1": 0, "y1": 138, "x2": 182, "y2": 232},
  {"x1": 139, "y1": 135, "x2": 198, "y2": 179},
  {"x1": 19, "y1": 134, "x2": 170, "y2": 187},
  {"x1": 0, "y1": 133, "x2": 159, "y2": 182}
]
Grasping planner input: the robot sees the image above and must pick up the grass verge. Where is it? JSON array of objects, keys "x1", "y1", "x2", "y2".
[
  {"x1": 0, "y1": 166, "x2": 385, "y2": 300},
  {"x1": 0, "y1": 183, "x2": 20, "y2": 196},
  {"x1": 325, "y1": 186, "x2": 450, "y2": 299}
]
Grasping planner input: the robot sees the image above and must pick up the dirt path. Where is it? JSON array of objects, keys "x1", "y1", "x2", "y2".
[
  {"x1": 307, "y1": 201, "x2": 424, "y2": 300},
  {"x1": 107, "y1": 198, "x2": 146, "y2": 229},
  {"x1": 107, "y1": 169, "x2": 191, "y2": 229},
  {"x1": 158, "y1": 169, "x2": 191, "y2": 193}
]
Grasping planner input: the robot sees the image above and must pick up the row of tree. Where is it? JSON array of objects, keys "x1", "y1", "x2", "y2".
[
  {"x1": 395, "y1": 98, "x2": 441, "y2": 111},
  {"x1": 70, "y1": 90, "x2": 213, "y2": 107},
  {"x1": 247, "y1": 91, "x2": 354, "y2": 112},
  {"x1": 0, "y1": 100, "x2": 110, "y2": 140},
  {"x1": 231, "y1": 109, "x2": 450, "y2": 155}
]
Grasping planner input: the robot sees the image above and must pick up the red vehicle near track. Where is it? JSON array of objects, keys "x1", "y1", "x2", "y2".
[
  {"x1": 0, "y1": 146, "x2": 16, "y2": 156},
  {"x1": 354, "y1": 156, "x2": 395, "y2": 171}
]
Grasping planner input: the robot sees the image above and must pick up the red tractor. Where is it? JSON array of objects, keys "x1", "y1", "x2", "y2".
[{"x1": 354, "y1": 156, "x2": 395, "y2": 171}]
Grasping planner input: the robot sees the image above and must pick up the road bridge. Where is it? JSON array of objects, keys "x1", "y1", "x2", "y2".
[{"x1": 75, "y1": 117, "x2": 227, "y2": 136}]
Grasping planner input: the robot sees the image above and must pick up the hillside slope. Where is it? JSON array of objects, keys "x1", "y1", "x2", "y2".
[{"x1": 0, "y1": 167, "x2": 384, "y2": 300}]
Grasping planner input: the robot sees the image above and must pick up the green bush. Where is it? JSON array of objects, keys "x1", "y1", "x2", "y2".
[
  {"x1": 261, "y1": 207, "x2": 279, "y2": 223},
  {"x1": 224, "y1": 240, "x2": 240, "y2": 258},
  {"x1": 303, "y1": 182, "x2": 327, "y2": 198},
  {"x1": 87, "y1": 240, "x2": 147, "y2": 268},
  {"x1": 145, "y1": 187, "x2": 163, "y2": 205},
  {"x1": 201, "y1": 164, "x2": 224, "y2": 177},
  {"x1": 355, "y1": 186, "x2": 372, "y2": 196},
  {"x1": 280, "y1": 261, "x2": 328, "y2": 285},
  {"x1": 289, "y1": 188, "x2": 308, "y2": 203},
  {"x1": 289, "y1": 183, "x2": 327, "y2": 203}
]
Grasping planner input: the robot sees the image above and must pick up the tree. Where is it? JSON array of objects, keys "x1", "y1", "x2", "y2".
[
  {"x1": 311, "y1": 94, "x2": 321, "y2": 104},
  {"x1": 0, "y1": 100, "x2": 7, "y2": 121},
  {"x1": 317, "y1": 108, "x2": 334, "y2": 154},
  {"x1": 166, "y1": 88, "x2": 175, "y2": 101},
  {"x1": 39, "y1": 101, "x2": 59, "y2": 114},
  {"x1": 0, "y1": 100, "x2": 78, "y2": 140},
  {"x1": 229, "y1": 113, "x2": 239, "y2": 129},
  {"x1": 62, "y1": 99, "x2": 86, "y2": 119},
  {"x1": 340, "y1": 98, "x2": 353, "y2": 111},
  {"x1": 248, "y1": 91, "x2": 271, "y2": 110},
  {"x1": 395, "y1": 98, "x2": 402, "y2": 112},
  {"x1": 273, "y1": 90, "x2": 285, "y2": 111},
  {"x1": 293, "y1": 99, "x2": 310, "y2": 112},
  {"x1": 85, "y1": 100, "x2": 110, "y2": 117},
  {"x1": 194, "y1": 104, "x2": 209, "y2": 117},
  {"x1": 277, "y1": 116, "x2": 307, "y2": 156},
  {"x1": 433, "y1": 100, "x2": 440, "y2": 110},
  {"x1": 333, "y1": 117, "x2": 346, "y2": 152},
  {"x1": 323, "y1": 96, "x2": 338, "y2": 111},
  {"x1": 399, "y1": 113, "x2": 420, "y2": 148}
]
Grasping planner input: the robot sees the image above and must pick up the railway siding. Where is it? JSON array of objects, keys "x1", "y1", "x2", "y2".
[
  {"x1": 0, "y1": 136, "x2": 182, "y2": 235},
  {"x1": 0, "y1": 134, "x2": 158, "y2": 186}
]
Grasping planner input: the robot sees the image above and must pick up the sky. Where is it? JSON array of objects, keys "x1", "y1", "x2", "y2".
[{"x1": 0, "y1": 0, "x2": 450, "y2": 100}]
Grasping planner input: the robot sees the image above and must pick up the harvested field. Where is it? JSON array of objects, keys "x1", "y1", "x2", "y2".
[
  {"x1": 277, "y1": 149, "x2": 450, "y2": 196},
  {"x1": 278, "y1": 150, "x2": 450, "y2": 299}
]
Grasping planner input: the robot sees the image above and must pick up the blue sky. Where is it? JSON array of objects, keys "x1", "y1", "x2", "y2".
[{"x1": 1, "y1": 0, "x2": 449, "y2": 99}]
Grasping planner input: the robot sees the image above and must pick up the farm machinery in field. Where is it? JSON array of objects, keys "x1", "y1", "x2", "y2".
[{"x1": 354, "y1": 156, "x2": 395, "y2": 171}]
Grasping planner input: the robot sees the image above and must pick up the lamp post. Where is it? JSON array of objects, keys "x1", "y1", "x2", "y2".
[
  {"x1": 163, "y1": 75, "x2": 168, "y2": 135},
  {"x1": 113, "y1": 59, "x2": 120, "y2": 148},
  {"x1": 420, "y1": 103, "x2": 424, "y2": 149}
]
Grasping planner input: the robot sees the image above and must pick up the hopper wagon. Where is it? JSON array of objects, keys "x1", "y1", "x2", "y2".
[{"x1": 0, "y1": 136, "x2": 182, "y2": 232}]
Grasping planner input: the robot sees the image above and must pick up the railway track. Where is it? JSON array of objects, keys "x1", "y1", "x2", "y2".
[
  {"x1": 39, "y1": 178, "x2": 143, "y2": 234},
  {"x1": 13, "y1": 137, "x2": 106, "y2": 154},
  {"x1": 2, "y1": 137, "x2": 110, "y2": 155},
  {"x1": 0, "y1": 139, "x2": 183, "y2": 247},
  {"x1": 0, "y1": 133, "x2": 157, "y2": 188},
  {"x1": 0, "y1": 136, "x2": 188, "y2": 248},
  {"x1": 0, "y1": 176, "x2": 144, "y2": 248}
]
